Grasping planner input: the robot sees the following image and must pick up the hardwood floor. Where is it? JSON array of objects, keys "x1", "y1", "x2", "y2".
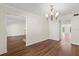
[
  {"x1": 2, "y1": 35, "x2": 26, "y2": 55},
  {"x1": 7, "y1": 35, "x2": 26, "y2": 51},
  {"x1": 1, "y1": 36, "x2": 79, "y2": 56}
]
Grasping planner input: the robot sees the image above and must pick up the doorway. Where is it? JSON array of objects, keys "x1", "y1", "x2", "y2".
[
  {"x1": 61, "y1": 24, "x2": 71, "y2": 42},
  {"x1": 59, "y1": 23, "x2": 72, "y2": 55},
  {"x1": 5, "y1": 15, "x2": 26, "y2": 53}
]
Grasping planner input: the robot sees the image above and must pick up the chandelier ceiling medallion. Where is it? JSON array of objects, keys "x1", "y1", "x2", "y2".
[{"x1": 45, "y1": 5, "x2": 59, "y2": 21}]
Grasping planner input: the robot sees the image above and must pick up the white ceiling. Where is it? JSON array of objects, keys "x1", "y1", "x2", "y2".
[
  {"x1": 4, "y1": 3, "x2": 79, "y2": 24},
  {"x1": 5, "y1": 3, "x2": 79, "y2": 16}
]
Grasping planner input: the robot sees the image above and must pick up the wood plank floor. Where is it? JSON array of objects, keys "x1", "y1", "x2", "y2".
[
  {"x1": 2, "y1": 35, "x2": 26, "y2": 55},
  {"x1": 1, "y1": 36, "x2": 79, "y2": 56},
  {"x1": 7, "y1": 35, "x2": 26, "y2": 52}
]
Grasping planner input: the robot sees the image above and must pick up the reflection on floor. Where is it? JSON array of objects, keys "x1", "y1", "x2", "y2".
[
  {"x1": 60, "y1": 33, "x2": 72, "y2": 55},
  {"x1": 1, "y1": 37, "x2": 79, "y2": 56}
]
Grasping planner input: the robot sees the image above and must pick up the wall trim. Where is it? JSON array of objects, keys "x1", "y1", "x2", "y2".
[
  {"x1": 71, "y1": 41, "x2": 79, "y2": 46},
  {"x1": 0, "y1": 50, "x2": 7, "y2": 55}
]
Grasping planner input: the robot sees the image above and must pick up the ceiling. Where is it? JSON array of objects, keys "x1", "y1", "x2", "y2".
[
  {"x1": 4, "y1": 3, "x2": 79, "y2": 24},
  {"x1": 5, "y1": 3, "x2": 79, "y2": 16}
]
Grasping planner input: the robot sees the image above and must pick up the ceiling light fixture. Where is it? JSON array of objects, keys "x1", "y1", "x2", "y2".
[{"x1": 45, "y1": 5, "x2": 59, "y2": 21}]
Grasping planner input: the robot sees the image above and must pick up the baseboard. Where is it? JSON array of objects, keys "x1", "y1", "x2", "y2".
[
  {"x1": 48, "y1": 38, "x2": 59, "y2": 41},
  {"x1": 0, "y1": 50, "x2": 7, "y2": 55},
  {"x1": 7, "y1": 35, "x2": 26, "y2": 38},
  {"x1": 26, "y1": 39, "x2": 48, "y2": 46},
  {"x1": 71, "y1": 41, "x2": 79, "y2": 46},
  {"x1": 26, "y1": 39, "x2": 59, "y2": 46}
]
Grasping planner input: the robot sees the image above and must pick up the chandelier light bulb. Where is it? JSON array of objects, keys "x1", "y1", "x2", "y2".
[
  {"x1": 55, "y1": 12, "x2": 59, "y2": 17},
  {"x1": 45, "y1": 14, "x2": 49, "y2": 20},
  {"x1": 51, "y1": 12, "x2": 53, "y2": 15},
  {"x1": 45, "y1": 14, "x2": 49, "y2": 18}
]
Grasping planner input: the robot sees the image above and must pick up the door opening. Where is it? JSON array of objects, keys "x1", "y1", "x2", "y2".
[{"x1": 5, "y1": 15, "x2": 26, "y2": 53}]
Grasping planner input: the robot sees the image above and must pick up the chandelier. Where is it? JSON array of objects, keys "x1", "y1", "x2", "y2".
[{"x1": 45, "y1": 5, "x2": 59, "y2": 21}]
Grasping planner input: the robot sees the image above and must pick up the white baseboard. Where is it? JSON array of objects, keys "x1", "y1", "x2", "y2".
[
  {"x1": 71, "y1": 41, "x2": 79, "y2": 45},
  {"x1": 26, "y1": 38, "x2": 48, "y2": 46},
  {"x1": 0, "y1": 50, "x2": 7, "y2": 55}
]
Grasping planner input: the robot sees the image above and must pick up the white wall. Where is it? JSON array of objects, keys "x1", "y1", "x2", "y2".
[
  {"x1": 26, "y1": 13, "x2": 49, "y2": 46},
  {"x1": 7, "y1": 24, "x2": 25, "y2": 36},
  {"x1": 6, "y1": 15, "x2": 26, "y2": 36},
  {"x1": 48, "y1": 19, "x2": 59, "y2": 41},
  {"x1": 71, "y1": 16, "x2": 79, "y2": 45},
  {"x1": 0, "y1": 5, "x2": 7, "y2": 55}
]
